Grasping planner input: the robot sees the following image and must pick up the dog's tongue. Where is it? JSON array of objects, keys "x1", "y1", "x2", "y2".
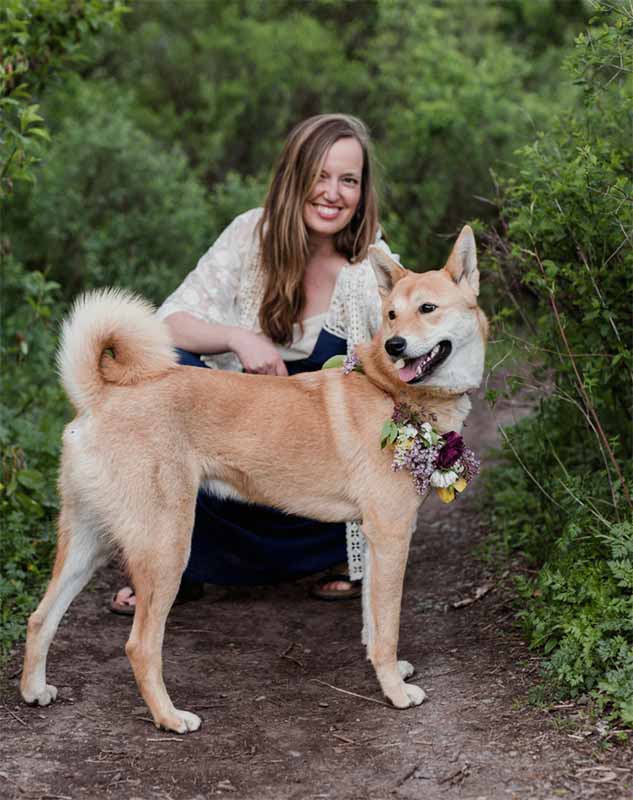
[{"x1": 398, "y1": 356, "x2": 423, "y2": 382}]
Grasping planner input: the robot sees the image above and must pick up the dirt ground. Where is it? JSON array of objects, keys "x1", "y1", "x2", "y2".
[{"x1": 1, "y1": 390, "x2": 631, "y2": 800}]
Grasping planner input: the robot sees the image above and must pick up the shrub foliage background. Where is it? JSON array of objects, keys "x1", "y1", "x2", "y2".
[
  {"x1": 1, "y1": 0, "x2": 631, "y2": 724},
  {"x1": 485, "y1": 3, "x2": 632, "y2": 724}
]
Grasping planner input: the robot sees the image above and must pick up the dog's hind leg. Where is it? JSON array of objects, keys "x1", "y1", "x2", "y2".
[
  {"x1": 21, "y1": 503, "x2": 108, "y2": 706},
  {"x1": 123, "y1": 506, "x2": 200, "y2": 734},
  {"x1": 362, "y1": 511, "x2": 426, "y2": 709}
]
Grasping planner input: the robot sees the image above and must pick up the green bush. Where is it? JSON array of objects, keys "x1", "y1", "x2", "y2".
[
  {"x1": 486, "y1": 2, "x2": 633, "y2": 724},
  {"x1": 1, "y1": 0, "x2": 128, "y2": 661},
  {"x1": 8, "y1": 77, "x2": 219, "y2": 303},
  {"x1": 0, "y1": 0, "x2": 126, "y2": 199},
  {"x1": 0, "y1": 257, "x2": 67, "y2": 659}
]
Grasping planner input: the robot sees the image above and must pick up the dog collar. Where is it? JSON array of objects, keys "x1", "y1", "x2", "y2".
[{"x1": 380, "y1": 403, "x2": 480, "y2": 503}]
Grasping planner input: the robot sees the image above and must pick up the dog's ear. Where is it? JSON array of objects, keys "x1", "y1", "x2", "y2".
[
  {"x1": 444, "y1": 226, "x2": 479, "y2": 295},
  {"x1": 369, "y1": 246, "x2": 408, "y2": 296}
]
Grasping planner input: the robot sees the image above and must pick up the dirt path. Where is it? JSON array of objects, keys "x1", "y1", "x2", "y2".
[{"x1": 1, "y1": 391, "x2": 631, "y2": 799}]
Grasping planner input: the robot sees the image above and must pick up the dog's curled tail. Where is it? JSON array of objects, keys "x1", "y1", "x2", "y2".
[{"x1": 58, "y1": 289, "x2": 177, "y2": 413}]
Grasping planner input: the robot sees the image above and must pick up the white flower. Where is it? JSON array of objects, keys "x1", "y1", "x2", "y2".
[
  {"x1": 399, "y1": 424, "x2": 418, "y2": 440},
  {"x1": 430, "y1": 469, "x2": 458, "y2": 488},
  {"x1": 418, "y1": 422, "x2": 435, "y2": 445}
]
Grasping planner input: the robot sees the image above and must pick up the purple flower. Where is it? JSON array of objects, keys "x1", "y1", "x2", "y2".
[
  {"x1": 460, "y1": 448, "x2": 481, "y2": 482},
  {"x1": 436, "y1": 431, "x2": 464, "y2": 469},
  {"x1": 343, "y1": 351, "x2": 361, "y2": 374}
]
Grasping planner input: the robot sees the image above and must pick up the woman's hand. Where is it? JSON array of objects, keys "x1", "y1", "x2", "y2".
[{"x1": 227, "y1": 328, "x2": 288, "y2": 376}]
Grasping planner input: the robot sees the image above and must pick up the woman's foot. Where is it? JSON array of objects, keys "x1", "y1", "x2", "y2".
[
  {"x1": 110, "y1": 585, "x2": 136, "y2": 615},
  {"x1": 311, "y1": 573, "x2": 361, "y2": 601},
  {"x1": 109, "y1": 579, "x2": 204, "y2": 616}
]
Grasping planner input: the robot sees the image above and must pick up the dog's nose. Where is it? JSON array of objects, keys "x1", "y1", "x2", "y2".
[{"x1": 385, "y1": 336, "x2": 407, "y2": 357}]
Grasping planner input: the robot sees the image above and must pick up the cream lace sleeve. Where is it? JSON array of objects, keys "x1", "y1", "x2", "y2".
[{"x1": 156, "y1": 208, "x2": 263, "y2": 325}]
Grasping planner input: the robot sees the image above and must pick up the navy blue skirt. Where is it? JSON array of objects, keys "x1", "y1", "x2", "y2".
[{"x1": 178, "y1": 329, "x2": 348, "y2": 586}]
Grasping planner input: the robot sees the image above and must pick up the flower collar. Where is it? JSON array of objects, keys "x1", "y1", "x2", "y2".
[
  {"x1": 321, "y1": 352, "x2": 480, "y2": 502},
  {"x1": 380, "y1": 403, "x2": 480, "y2": 503}
]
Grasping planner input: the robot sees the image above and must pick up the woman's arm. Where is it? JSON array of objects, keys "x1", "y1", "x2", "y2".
[
  {"x1": 157, "y1": 210, "x2": 287, "y2": 376},
  {"x1": 165, "y1": 312, "x2": 288, "y2": 376}
]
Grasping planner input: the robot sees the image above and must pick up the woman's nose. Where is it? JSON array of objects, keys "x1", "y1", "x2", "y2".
[{"x1": 322, "y1": 178, "x2": 339, "y2": 201}]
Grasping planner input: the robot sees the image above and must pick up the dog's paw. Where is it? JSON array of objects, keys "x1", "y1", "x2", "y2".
[
  {"x1": 404, "y1": 683, "x2": 426, "y2": 706},
  {"x1": 397, "y1": 660, "x2": 415, "y2": 680},
  {"x1": 389, "y1": 682, "x2": 427, "y2": 709},
  {"x1": 157, "y1": 708, "x2": 202, "y2": 734},
  {"x1": 22, "y1": 683, "x2": 58, "y2": 706}
]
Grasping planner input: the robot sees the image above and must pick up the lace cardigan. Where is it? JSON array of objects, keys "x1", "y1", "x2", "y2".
[{"x1": 157, "y1": 207, "x2": 398, "y2": 580}]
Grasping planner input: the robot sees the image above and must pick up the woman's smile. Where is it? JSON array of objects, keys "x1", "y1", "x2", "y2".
[{"x1": 313, "y1": 203, "x2": 343, "y2": 220}]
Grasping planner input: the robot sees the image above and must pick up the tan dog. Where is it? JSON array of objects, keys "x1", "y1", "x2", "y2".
[{"x1": 20, "y1": 227, "x2": 487, "y2": 734}]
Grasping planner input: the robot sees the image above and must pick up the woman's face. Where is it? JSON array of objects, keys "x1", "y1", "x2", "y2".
[{"x1": 303, "y1": 136, "x2": 363, "y2": 240}]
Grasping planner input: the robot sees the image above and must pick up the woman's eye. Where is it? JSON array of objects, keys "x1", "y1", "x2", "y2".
[
  {"x1": 343, "y1": 177, "x2": 358, "y2": 185},
  {"x1": 388, "y1": 310, "x2": 396, "y2": 320},
  {"x1": 419, "y1": 303, "x2": 437, "y2": 314}
]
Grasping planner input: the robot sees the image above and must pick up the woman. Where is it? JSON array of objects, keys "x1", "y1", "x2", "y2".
[{"x1": 110, "y1": 113, "x2": 396, "y2": 614}]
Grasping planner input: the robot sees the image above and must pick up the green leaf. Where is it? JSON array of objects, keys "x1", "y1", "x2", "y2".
[
  {"x1": 17, "y1": 469, "x2": 45, "y2": 490},
  {"x1": 380, "y1": 419, "x2": 398, "y2": 449},
  {"x1": 321, "y1": 355, "x2": 345, "y2": 370}
]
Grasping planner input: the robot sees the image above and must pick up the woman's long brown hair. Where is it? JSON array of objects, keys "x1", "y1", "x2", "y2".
[{"x1": 257, "y1": 114, "x2": 379, "y2": 345}]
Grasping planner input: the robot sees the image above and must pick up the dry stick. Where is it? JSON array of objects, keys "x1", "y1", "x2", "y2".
[
  {"x1": 393, "y1": 761, "x2": 424, "y2": 789},
  {"x1": 332, "y1": 733, "x2": 355, "y2": 745},
  {"x1": 2, "y1": 706, "x2": 27, "y2": 727},
  {"x1": 552, "y1": 387, "x2": 620, "y2": 515},
  {"x1": 532, "y1": 246, "x2": 632, "y2": 511},
  {"x1": 146, "y1": 737, "x2": 185, "y2": 743},
  {"x1": 498, "y1": 426, "x2": 564, "y2": 510},
  {"x1": 311, "y1": 679, "x2": 391, "y2": 708},
  {"x1": 554, "y1": 198, "x2": 622, "y2": 345},
  {"x1": 438, "y1": 763, "x2": 470, "y2": 785},
  {"x1": 280, "y1": 642, "x2": 304, "y2": 669}
]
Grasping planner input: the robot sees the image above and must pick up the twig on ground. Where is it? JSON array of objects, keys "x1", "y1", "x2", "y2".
[
  {"x1": 2, "y1": 706, "x2": 27, "y2": 727},
  {"x1": 332, "y1": 733, "x2": 355, "y2": 744},
  {"x1": 452, "y1": 571, "x2": 509, "y2": 610},
  {"x1": 280, "y1": 642, "x2": 304, "y2": 668},
  {"x1": 451, "y1": 583, "x2": 494, "y2": 609},
  {"x1": 38, "y1": 795, "x2": 73, "y2": 800},
  {"x1": 311, "y1": 679, "x2": 391, "y2": 707},
  {"x1": 438, "y1": 762, "x2": 470, "y2": 785},
  {"x1": 172, "y1": 628, "x2": 214, "y2": 633},
  {"x1": 146, "y1": 737, "x2": 185, "y2": 742},
  {"x1": 393, "y1": 761, "x2": 424, "y2": 789}
]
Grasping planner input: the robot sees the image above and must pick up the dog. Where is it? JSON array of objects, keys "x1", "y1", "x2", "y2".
[{"x1": 20, "y1": 226, "x2": 487, "y2": 733}]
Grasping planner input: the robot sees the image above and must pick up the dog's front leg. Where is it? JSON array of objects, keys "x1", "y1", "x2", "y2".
[{"x1": 363, "y1": 515, "x2": 426, "y2": 709}]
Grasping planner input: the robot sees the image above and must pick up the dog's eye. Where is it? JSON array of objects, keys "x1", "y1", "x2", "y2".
[
  {"x1": 419, "y1": 303, "x2": 437, "y2": 314},
  {"x1": 388, "y1": 310, "x2": 396, "y2": 320}
]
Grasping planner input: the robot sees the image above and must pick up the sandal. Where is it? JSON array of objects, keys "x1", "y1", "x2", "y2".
[
  {"x1": 109, "y1": 579, "x2": 204, "y2": 616},
  {"x1": 310, "y1": 573, "x2": 362, "y2": 601}
]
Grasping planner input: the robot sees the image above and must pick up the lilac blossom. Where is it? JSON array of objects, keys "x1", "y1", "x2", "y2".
[
  {"x1": 386, "y1": 403, "x2": 480, "y2": 497},
  {"x1": 343, "y1": 351, "x2": 361, "y2": 374}
]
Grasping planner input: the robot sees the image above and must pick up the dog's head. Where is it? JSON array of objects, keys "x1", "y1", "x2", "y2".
[{"x1": 369, "y1": 227, "x2": 487, "y2": 391}]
